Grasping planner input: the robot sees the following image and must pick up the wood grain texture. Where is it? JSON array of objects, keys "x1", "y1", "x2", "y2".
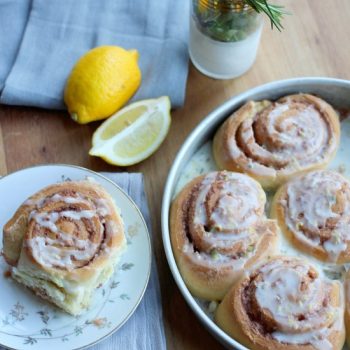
[
  {"x1": 0, "y1": 1, "x2": 349, "y2": 349},
  {"x1": 0, "y1": 121, "x2": 7, "y2": 176}
]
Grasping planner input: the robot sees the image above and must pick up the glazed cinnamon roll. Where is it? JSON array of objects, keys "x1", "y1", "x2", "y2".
[
  {"x1": 170, "y1": 171, "x2": 278, "y2": 300},
  {"x1": 3, "y1": 180, "x2": 126, "y2": 315},
  {"x1": 215, "y1": 257, "x2": 345, "y2": 350},
  {"x1": 271, "y1": 170, "x2": 350, "y2": 263},
  {"x1": 213, "y1": 94, "x2": 340, "y2": 189}
]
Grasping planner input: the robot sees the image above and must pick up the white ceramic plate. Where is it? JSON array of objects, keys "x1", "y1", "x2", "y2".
[
  {"x1": 161, "y1": 78, "x2": 350, "y2": 349},
  {"x1": 0, "y1": 165, "x2": 151, "y2": 350}
]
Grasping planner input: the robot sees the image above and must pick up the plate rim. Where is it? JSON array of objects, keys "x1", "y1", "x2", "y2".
[
  {"x1": 0, "y1": 163, "x2": 152, "y2": 350},
  {"x1": 161, "y1": 77, "x2": 350, "y2": 350}
]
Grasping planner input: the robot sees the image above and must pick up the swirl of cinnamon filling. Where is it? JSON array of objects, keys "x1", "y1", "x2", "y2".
[
  {"x1": 271, "y1": 170, "x2": 350, "y2": 263},
  {"x1": 170, "y1": 171, "x2": 278, "y2": 300},
  {"x1": 3, "y1": 181, "x2": 125, "y2": 272},
  {"x1": 215, "y1": 257, "x2": 345, "y2": 350},
  {"x1": 213, "y1": 94, "x2": 340, "y2": 189}
]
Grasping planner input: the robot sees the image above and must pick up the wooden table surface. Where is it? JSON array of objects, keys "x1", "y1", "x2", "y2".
[{"x1": 1, "y1": 0, "x2": 350, "y2": 349}]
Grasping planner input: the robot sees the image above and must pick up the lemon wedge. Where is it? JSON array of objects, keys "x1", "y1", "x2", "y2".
[{"x1": 89, "y1": 96, "x2": 171, "y2": 166}]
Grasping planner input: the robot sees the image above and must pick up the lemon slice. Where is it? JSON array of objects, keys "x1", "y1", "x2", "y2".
[{"x1": 89, "y1": 96, "x2": 171, "y2": 166}]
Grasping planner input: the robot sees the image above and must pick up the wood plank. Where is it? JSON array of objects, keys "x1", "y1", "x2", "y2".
[{"x1": 0, "y1": 121, "x2": 7, "y2": 176}]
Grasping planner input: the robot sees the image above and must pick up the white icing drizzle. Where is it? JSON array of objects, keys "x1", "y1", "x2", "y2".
[
  {"x1": 24, "y1": 193, "x2": 87, "y2": 207},
  {"x1": 25, "y1": 189, "x2": 115, "y2": 270},
  {"x1": 194, "y1": 172, "x2": 263, "y2": 231},
  {"x1": 253, "y1": 259, "x2": 344, "y2": 349},
  {"x1": 267, "y1": 105, "x2": 327, "y2": 159},
  {"x1": 23, "y1": 197, "x2": 46, "y2": 207},
  {"x1": 27, "y1": 236, "x2": 98, "y2": 270},
  {"x1": 272, "y1": 330, "x2": 332, "y2": 350},
  {"x1": 58, "y1": 210, "x2": 96, "y2": 220},
  {"x1": 24, "y1": 192, "x2": 110, "y2": 219},
  {"x1": 50, "y1": 193, "x2": 88, "y2": 204},
  {"x1": 227, "y1": 97, "x2": 337, "y2": 177},
  {"x1": 31, "y1": 212, "x2": 60, "y2": 233},
  {"x1": 283, "y1": 170, "x2": 350, "y2": 261},
  {"x1": 30, "y1": 210, "x2": 96, "y2": 229},
  {"x1": 95, "y1": 198, "x2": 111, "y2": 217},
  {"x1": 184, "y1": 171, "x2": 269, "y2": 267}
]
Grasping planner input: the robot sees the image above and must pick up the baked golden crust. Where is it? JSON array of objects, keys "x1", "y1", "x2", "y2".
[
  {"x1": 3, "y1": 180, "x2": 126, "y2": 315},
  {"x1": 215, "y1": 257, "x2": 345, "y2": 350},
  {"x1": 170, "y1": 171, "x2": 278, "y2": 300},
  {"x1": 213, "y1": 94, "x2": 340, "y2": 189},
  {"x1": 271, "y1": 170, "x2": 350, "y2": 264}
]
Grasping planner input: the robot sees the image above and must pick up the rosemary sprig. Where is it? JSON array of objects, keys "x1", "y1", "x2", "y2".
[
  {"x1": 244, "y1": 0, "x2": 288, "y2": 31},
  {"x1": 193, "y1": 0, "x2": 288, "y2": 42}
]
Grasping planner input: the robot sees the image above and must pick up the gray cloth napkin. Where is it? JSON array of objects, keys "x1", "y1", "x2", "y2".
[
  {"x1": 0, "y1": 0, "x2": 189, "y2": 108},
  {"x1": 0, "y1": 0, "x2": 31, "y2": 91},
  {"x1": 0, "y1": 172, "x2": 166, "y2": 350},
  {"x1": 94, "y1": 172, "x2": 166, "y2": 350}
]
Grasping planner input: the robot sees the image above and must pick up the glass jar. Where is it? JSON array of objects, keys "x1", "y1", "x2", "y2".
[{"x1": 189, "y1": 0, "x2": 264, "y2": 79}]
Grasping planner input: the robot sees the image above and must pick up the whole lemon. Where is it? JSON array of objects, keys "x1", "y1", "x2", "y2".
[{"x1": 64, "y1": 46, "x2": 141, "y2": 124}]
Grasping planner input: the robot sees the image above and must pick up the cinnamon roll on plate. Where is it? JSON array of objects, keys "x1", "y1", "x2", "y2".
[
  {"x1": 3, "y1": 180, "x2": 126, "y2": 315},
  {"x1": 170, "y1": 170, "x2": 278, "y2": 301},
  {"x1": 271, "y1": 170, "x2": 350, "y2": 264},
  {"x1": 213, "y1": 94, "x2": 340, "y2": 189},
  {"x1": 215, "y1": 256, "x2": 345, "y2": 350}
]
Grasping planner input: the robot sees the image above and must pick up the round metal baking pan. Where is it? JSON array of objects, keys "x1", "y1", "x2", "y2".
[{"x1": 161, "y1": 77, "x2": 350, "y2": 349}]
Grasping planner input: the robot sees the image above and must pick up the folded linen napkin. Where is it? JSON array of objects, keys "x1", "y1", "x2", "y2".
[
  {"x1": 0, "y1": 0, "x2": 189, "y2": 109},
  {"x1": 0, "y1": 0, "x2": 32, "y2": 91},
  {"x1": 96, "y1": 172, "x2": 166, "y2": 350},
  {"x1": 0, "y1": 172, "x2": 166, "y2": 350}
]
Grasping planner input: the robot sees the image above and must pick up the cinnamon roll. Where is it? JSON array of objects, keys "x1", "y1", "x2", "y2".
[
  {"x1": 215, "y1": 257, "x2": 345, "y2": 350},
  {"x1": 213, "y1": 94, "x2": 340, "y2": 189},
  {"x1": 271, "y1": 170, "x2": 350, "y2": 263},
  {"x1": 170, "y1": 171, "x2": 278, "y2": 300},
  {"x1": 3, "y1": 180, "x2": 126, "y2": 315}
]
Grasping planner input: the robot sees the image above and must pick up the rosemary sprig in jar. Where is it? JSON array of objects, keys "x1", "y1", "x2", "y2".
[
  {"x1": 245, "y1": 0, "x2": 287, "y2": 31},
  {"x1": 194, "y1": 0, "x2": 288, "y2": 42}
]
